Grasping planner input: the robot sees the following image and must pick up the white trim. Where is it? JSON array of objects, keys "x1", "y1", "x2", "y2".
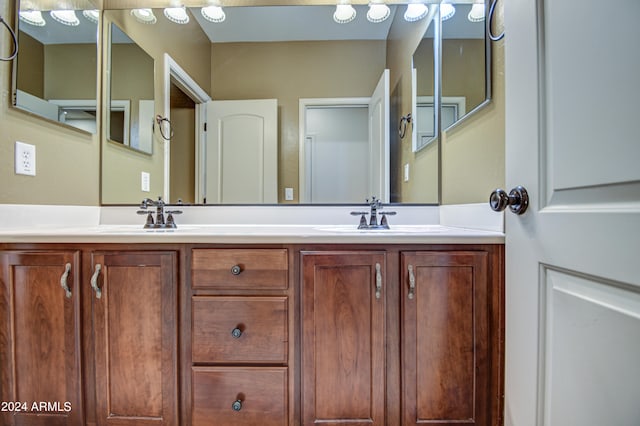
[
  {"x1": 298, "y1": 97, "x2": 370, "y2": 203},
  {"x1": 163, "y1": 54, "x2": 211, "y2": 203}
]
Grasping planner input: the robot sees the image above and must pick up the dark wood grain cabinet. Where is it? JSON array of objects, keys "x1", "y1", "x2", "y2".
[
  {"x1": 1, "y1": 243, "x2": 502, "y2": 426},
  {"x1": 89, "y1": 251, "x2": 178, "y2": 426},
  {"x1": 0, "y1": 250, "x2": 83, "y2": 426}
]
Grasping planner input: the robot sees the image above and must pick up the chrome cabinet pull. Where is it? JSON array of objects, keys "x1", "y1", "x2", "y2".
[
  {"x1": 375, "y1": 263, "x2": 382, "y2": 299},
  {"x1": 90, "y1": 264, "x2": 102, "y2": 299},
  {"x1": 60, "y1": 263, "x2": 72, "y2": 298},
  {"x1": 231, "y1": 327, "x2": 243, "y2": 339},
  {"x1": 232, "y1": 399, "x2": 243, "y2": 411},
  {"x1": 408, "y1": 265, "x2": 415, "y2": 300},
  {"x1": 230, "y1": 264, "x2": 242, "y2": 275}
]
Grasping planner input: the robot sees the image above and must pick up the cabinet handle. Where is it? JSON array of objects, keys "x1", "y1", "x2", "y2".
[
  {"x1": 232, "y1": 399, "x2": 243, "y2": 411},
  {"x1": 375, "y1": 263, "x2": 382, "y2": 299},
  {"x1": 231, "y1": 327, "x2": 243, "y2": 339},
  {"x1": 408, "y1": 265, "x2": 415, "y2": 300},
  {"x1": 230, "y1": 264, "x2": 242, "y2": 275},
  {"x1": 90, "y1": 264, "x2": 102, "y2": 299},
  {"x1": 60, "y1": 263, "x2": 72, "y2": 299}
]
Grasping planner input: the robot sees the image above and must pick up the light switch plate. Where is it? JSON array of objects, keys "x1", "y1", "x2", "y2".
[
  {"x1": 403, "y1": 163, "x2": 410, "y2": 182},
  {"x1": 141, "y1": 172, "x2": 150, "y2": 192},
  {"x1": 15, "y1": 141, "x2": 36, "y2": 176},
  {"x1": 285, "y1": 187, "x2": 294, "y2": 201}
]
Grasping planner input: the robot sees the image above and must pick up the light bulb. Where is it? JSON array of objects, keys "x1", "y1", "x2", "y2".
[
  {"x1": 334, "y1": 4, "x2": 356, "y2": 24},
  {"x1": 50, "y1": 10, "x2": 80, "y2": 26},
  {"x1": 19, "y1": 10, "x2": 46, "y2": 26},
  {"x1": 404, "y1": 3, "x2": 428, "y2": 22},
  {"x1": 201, "y1": 6, "x2": 226, "y2": 23},
  {"x1": 367, "y1": 3, "x2": 391, "y2": 23},
  {"x1": 164, "y1": 7, "x2": 190, "y2": 24},
  {"x1": 131, "y1": 9, "x2": 157, "y2": 24},
  {"x1": 468, "y1": 3, "x2": 485, "y2": 22}
]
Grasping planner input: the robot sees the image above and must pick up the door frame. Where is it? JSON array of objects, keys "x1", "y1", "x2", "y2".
[
  {"x1": 162, "y1": 54, "x2": 211, "y2": 202},
  {"x1": 298, "y1": 97, "x2": 371, "y2": 203}
]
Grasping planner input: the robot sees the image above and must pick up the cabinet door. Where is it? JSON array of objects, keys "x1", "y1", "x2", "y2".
[
  {"x1": 0, "y1": 251, "x2": 83, "y2": 426},
  {"x1": 301, "y1": 251, "x2": 386, "y2": 426},
  {"x1": 401, "y1": 251, "x2": 490, "y2": 426},
  {"x1": 90, "y1": 251, "x2": 178, "y2": 426}
]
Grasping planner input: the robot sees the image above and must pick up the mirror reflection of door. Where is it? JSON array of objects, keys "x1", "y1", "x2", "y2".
[{"x1": 169, "y1": 81, "x2": 196, "y2": 203}]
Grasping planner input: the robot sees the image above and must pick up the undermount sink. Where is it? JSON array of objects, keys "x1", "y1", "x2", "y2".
[{"x1": 313, "y1": 225, "x2": 449, "y2": 233}]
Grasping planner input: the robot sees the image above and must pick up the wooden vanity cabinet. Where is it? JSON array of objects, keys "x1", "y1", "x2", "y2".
[
  {"x1": 89, "y1": 251, "x2": 178, "y2": 426},
  {"x1": 300, "y1": 246, "x2": 504, "y2": 426},
  {"x1": 189, "y1": 248, "x2": 291, "y2": 426},
  {"x1": 0, "y1": 250, "x2": 84, "y2": 426},
  {"x1": 301, "y1": 251, "x2": 387, "y2": 425}
]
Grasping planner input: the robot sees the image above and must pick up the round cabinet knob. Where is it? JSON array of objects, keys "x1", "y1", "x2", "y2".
[
  {"x1": 231, "y1": 327, "x2": 243, "y2": 339},
  {"x1": 230, "y1": 265, "x2": 242, "y2": 275},
  {"x1": 232, "y1": 399, "x2": 243, "y2": 411},
  {"x1": 489, "y1": 186, "x2": 529, "y2": 215}
]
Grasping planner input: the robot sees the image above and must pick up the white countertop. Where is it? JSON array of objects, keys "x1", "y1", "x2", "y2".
[{"x1": 0, "y1": 204, "x2": 504, "y2": 244}]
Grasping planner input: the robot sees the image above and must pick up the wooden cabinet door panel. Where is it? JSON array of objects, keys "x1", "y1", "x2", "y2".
[
  {"x1": 0, "y1": 251, "x2": 83, "y2": 426},
  {"x1": 402, "y1": 251, "x2": 489, "y2": 426},
  {"x1": 301, "y1": 251, "x2": 386, "y2": 426},
  {"x1": 91, "y1": 252, "x2": 177, "y2": 426}
]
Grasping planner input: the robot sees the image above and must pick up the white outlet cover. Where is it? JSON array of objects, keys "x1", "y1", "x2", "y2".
[
  {"x1": 15, "y1": 141, "x2": 36, "y2": 176},
  {"x1": 285, "y1": 187, "x2": 294, "y2": 201},
  {"x1": 141, "y1": 171, "x2": 150, "y2": 192}
]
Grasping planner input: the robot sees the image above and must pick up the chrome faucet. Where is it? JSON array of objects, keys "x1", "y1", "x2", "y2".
[
  {"x1": 351, "y1": 196, "x2": 396, "y2": 230},
  {"x1": 138, "y1": 196, "x2": 182, "y2": 229}
]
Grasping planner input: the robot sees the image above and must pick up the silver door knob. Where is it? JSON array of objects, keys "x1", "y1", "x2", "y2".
[{"x1": 490, "y1": 186, "x2": 529, "y2": 215}]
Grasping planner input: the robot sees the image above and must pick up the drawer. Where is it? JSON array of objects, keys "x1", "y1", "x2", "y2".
[
  {"x1": 192, "y1": 366, "x2": 288, "y2": 426},
  {"x1": 192, "y1": 296, "x2": 288, "y2": 363},
  {"x1": 192, "y1": 249, "x2": 288, "y2": 290}
]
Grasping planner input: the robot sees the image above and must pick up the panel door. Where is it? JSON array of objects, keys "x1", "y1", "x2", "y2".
[
  {"x1": 301, "y1": 251, "x2": 386, "y2": 425},
  {"x1": 0, "y1": 251, "x2": 83, "y2": 426},
  {"x1": 90, "y1": 251, "x2": 178, "y2": 426},
  {"x1": 504, "y1": 0, "x2": 640, "y2": 424},
  {"x1": 206, "y1": 99, "x2": 278, "y2": 203},
  {"x1": 401, "y1": 251, "x2": 491, "y2": 426}
]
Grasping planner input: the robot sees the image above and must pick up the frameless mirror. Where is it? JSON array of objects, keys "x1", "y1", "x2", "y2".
[
  {"x1": 12, "y1": 1, "x2": 99, "y2": 133},
  {"x1": 107, "y1": 22, "x2": 154, "y2": 154},
  {"x1": 411, "y1": 8, "x2": 438, "y2": 152},
  {"x1": 441, "y1": 1, "x2": 490, "y2": 131}
]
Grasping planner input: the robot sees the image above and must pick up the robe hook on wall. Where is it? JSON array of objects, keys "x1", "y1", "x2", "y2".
[
  {"x1": 398, "y1": 113, "x2": 412, "y2": 139},
  {"x1": 155, "y1": 115, "x2": 174, "y2": 140},
  {"x1": 0, "y1": 15, "x2": 19, "y2": 61}
]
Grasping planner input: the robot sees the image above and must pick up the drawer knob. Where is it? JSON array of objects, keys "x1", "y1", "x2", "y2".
[
  {"x1": 231, "y1": 265, "x2": 242, "y2": 275},
  {"x1": 232, "y1": 399, "x2": 243, "y2": 411},
  {"x1": 231, "y1": 327, "x2": 243, "y2": 339}
]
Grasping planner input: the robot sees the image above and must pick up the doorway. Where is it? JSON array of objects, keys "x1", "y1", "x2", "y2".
[{"x1": 169, "y1": 81, "x2": 196, "y2": 203}]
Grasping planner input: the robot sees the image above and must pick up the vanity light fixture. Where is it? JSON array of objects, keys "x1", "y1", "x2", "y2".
[
  {"x1": 404, "y1": 3, "x2": 428, "y2": 22},
  {"x1": 131, "y1": 9, "x2": 157, "y2": 24},
  {"x1": 440, "y1": 3, "x2": 456, "y2": 21},
  {"x1": 50, "y1": 10, "x2": 80, "y2": 26},
  {"x1": 82, "y1": 10, "x2": 99, "y2": 24},
  {"x1": 19, "y1": 10, "x2": 46, "y2": 26},
  {"x1": 467, "y1": 2, "x2": 485, "y2": 22},
  {"x1": 201, "y1": 6, "x2": 226, "y2": 23},
  {"x1": 164, "y1": 7, "x2": 190, "y2": 24},
  {"x1": 367, "y1": 1, "x2": 391, "y2": 23},
  {"x1": 333, "y1": 1, "x2": 356, "y2": 24}
]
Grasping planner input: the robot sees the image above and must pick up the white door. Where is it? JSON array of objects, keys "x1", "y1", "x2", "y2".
[
  {"x1": 206, "y1": 99, "x2": 278, "y2": 203},
  {"x1": 369, "y1": 69, "x2": 390, "y2": 202},
  {"x1": 504, "y1": 1, "x2": 640, "y2": 425}
]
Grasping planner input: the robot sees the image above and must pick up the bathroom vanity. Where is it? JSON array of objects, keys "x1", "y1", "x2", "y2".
[{"x1": 0, "y1": 212, "x2": 504, "y2": 426}]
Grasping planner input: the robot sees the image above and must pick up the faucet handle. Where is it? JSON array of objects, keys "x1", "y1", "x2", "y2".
[
  {"x1": 165, "y1": 210, "x2": 182, "y2": 229},
  {"x1": 137, "y1": 210, "x2": 155, "y2": 228},
  {"x1": 378, "y1": 211, "x2": 396, "y2": 216},
  {"x1": 350, "y1": 211, "x2": 368, "y2": 216}
]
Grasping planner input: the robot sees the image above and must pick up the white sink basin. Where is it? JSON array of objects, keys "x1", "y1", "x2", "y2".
[{"x1": 313, "y1": 225, "x2": 449, "y2": 234}]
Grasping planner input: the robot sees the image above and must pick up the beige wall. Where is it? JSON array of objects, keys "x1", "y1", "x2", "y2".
[
  {"x1": 386, "y1": 12, "x2": 439, "y2": 203},
  {"x1": 44, "y1": 44, "x2": 97, "y2": 100},
  {"x1": 0, "y1": 1, "x2": 100, "y2": 206},
  {"x1": 211, "y1": 40, "x2": 386, "y2": 203},
  {"x1": 170, "y1": 107, "x2": 195, "y2": 203},
  {"x1": 16, "y1": 32, "x2": 44, "y2": 98},
  {"x1": 101, "y1": 9, "x2": 211, "y2": 204}
]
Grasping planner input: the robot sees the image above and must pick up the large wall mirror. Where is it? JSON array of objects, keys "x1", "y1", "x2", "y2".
[
  {"x1": 100, "y1": 1, "x2": 492, "y2": 206},
  {"x1": 12, "y1": 0, "x2": 99, "y2": 133},
  {"x1": 107, "y1": 22, "x2": 154, "y2": 154}
]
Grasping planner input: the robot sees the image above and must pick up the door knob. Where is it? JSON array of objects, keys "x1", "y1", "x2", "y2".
[{"x1": 490, "y1": 186, "x2": 529, "y2": 215}]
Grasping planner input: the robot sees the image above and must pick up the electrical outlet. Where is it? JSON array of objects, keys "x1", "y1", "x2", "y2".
[
  {"x1": 285, "y1": 187, "x2": 294, "y2": 201},
  {"x1": 15, "y1": 141, "x2": 36, "y2": 176},
  {"x1": 141, "y1": 172, "x2": 150, "y2": 192}
]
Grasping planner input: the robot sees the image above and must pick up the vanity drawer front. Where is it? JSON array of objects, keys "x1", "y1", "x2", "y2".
[
  {"x1": 192, "y1": 366, "x2": 288, "y2": 426},
  {"x1": 192, "y1": 249, "x2": 288, "y2": 290},
  {"x1": 192, "y1": 296, "x2": 288, "y2": 363}
]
